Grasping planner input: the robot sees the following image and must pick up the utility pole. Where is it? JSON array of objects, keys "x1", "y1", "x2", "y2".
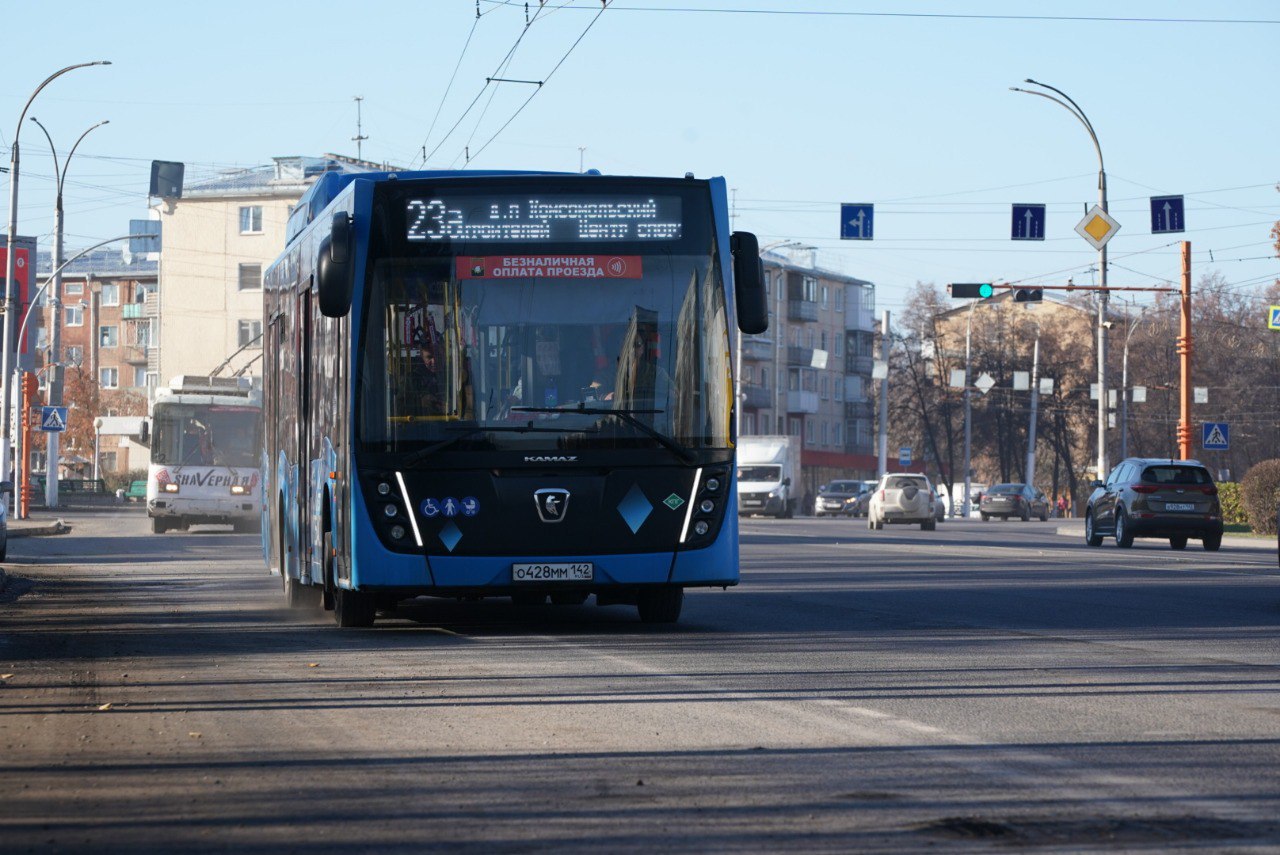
[
  {"x1": 1025, "y1": 323, "x2": 1041, "y2": 486},
  {"x1": 877, "y1": 310, "x2": 889, "y2": 478},
  {"x1": 352, "y1": 96, "x2": 368, "y2": 161},
  {"x1": 1177, "y1": 242, "x2": 1193, "y2": 460}
]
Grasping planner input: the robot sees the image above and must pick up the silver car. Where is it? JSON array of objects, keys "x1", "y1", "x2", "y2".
[{"x1": 868, "y1": 473, "x2": 938, "y2": 531}]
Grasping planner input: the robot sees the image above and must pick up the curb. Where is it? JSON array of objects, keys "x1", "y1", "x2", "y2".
[{"x1": 9, "y1": 520, "x2": 71, "y2": 539}]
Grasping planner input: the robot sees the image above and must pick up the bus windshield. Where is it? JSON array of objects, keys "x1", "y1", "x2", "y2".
[
  {"x1": 357, "y1": 181, "x2": 731, "y2": 456},
  {"x1": 152, "y1": 404, "x2": 261, "y2": 467}
]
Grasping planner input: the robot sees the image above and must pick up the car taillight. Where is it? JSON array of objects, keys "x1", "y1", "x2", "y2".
[
  {"x1": 1199, "y1": 485, "x2": 1218, "y2": 495},
  {"x1": 1132, "y1": 485, "x2": 1158, "y2": 494},
  {"x1": 879, "y1": 489, "x2": 885, "y2": 501}
]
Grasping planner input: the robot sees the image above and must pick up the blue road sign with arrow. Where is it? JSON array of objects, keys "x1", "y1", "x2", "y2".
[
  {"x1": 1150, "y1": 195, "x2": 1185, "y2": 234},
  {"x1": 840, "y1": 203, "x2": 874, "y2": 240},
  {"x1": 40, "y1": 406, "x2": 68, "y2": 432},
  {"x1": 1011, "y1": 204, "x2": 1046, "y2": 240},
  {"x1": 1202, "y1": 422, "x2": 1229, "y2": 451}
]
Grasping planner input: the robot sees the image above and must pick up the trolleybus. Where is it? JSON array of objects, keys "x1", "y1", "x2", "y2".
[
  {"x1": 147, "y1": 375, "x2": 262, "y2": 533},
  {"x1": 262, "y1": 168, "x2": 766, "y2": 626}
]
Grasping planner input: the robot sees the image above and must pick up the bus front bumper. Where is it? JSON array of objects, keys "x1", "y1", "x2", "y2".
[{"x1": 149, "y1": 497, "x2": 260, "y2": 522}]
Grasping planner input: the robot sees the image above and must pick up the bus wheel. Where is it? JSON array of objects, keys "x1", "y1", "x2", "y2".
[
  {"x1": 637, "y1": 586, "x2": 683, "y2": 624},
  {"x1": 283, "y1": 571, "x2": 319, "y2": 610},
  {"x1": 151, "y1": 517, "x2": 168, "y2": 534},
  {"x1": 550, "y1": 591, "x2": 589, "y2": 606},
  {"x1": 334, "y1": 588, "x2": 377, "y2": 627}
]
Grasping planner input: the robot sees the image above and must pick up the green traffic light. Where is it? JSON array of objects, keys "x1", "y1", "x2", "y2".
[{"x1": 979, "y1": 283, "x2": 993, "y2": 298}]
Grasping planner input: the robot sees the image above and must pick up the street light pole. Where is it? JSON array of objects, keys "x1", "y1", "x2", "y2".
[
  {"x1": 27, "y1": 117, "x2": 108, "y2": 509},
  {"x1": 1011, "y1": 79, "x2": 1110, "y2": 480},
  {"x1": 3, "y1": 60, "x2": 110, "y2": 498},
  {"x1": 961, "y1": 298, "x2": 979, "y2": 517},
  {"x1": 1120, "y1": 305, "x2": 1149, "y2": 460}
]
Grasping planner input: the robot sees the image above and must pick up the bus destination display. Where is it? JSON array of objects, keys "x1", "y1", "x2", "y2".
[{"x1": 406, "y1": 195, "x2": 683, "y2": 243}]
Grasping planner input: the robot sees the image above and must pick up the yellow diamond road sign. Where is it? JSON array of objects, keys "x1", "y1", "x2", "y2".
[{"x1": 1074, "y1": 205, "x2": 1121, "y2": 250}]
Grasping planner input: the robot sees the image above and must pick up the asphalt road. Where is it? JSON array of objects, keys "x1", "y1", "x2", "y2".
[{"x1": 2, "y1": 508, "x2": 1278, "y2": 852}]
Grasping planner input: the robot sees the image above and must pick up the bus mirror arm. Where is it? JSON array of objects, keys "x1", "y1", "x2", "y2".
[
  {"x1": 318, "y1": 212, "x2": 354, "y2": 318},
  {"x1": 730, "y1": 231, "x2": 768, "y2": 335}
]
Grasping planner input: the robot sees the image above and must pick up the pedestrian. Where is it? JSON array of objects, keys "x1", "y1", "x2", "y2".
[{"x1": 1056, "y1": 495, "x2": 1066, "y2": 518}]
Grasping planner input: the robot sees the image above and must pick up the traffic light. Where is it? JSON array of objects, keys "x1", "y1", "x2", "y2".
[
  {"x1": 1014, "y1": 288, "x2": 1043, "y2": 303},
  {"x1": 949, "y1": 282, "x2": 993, "y2": 299}
]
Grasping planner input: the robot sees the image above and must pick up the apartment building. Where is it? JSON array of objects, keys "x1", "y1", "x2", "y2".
[{"x1": 738, "y1": 251, "x2": 878, "y2": 496}]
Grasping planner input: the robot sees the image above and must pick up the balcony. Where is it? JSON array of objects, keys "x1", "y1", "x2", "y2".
[
  {"x1": 845, "y1": 400, "x2": 875, "y2": 420},
  {"x1": 787, "y1": 300, "x2": 819, "y2": 323},
  {"x1": 786, "y1": 390, "x2": 819, "y2": 414},
  {"x1": 122, "y1": 303, "x2": 145, "y2": 320},
  {"x1": 122, "y1": 345, "x2": 152, "y2": 365},
  {"x1": 741, "y1": 337, "x2": 774, "y2": 362},
  {"x1": 740, "y1": 384, "x2": 771, "y2": 409},
  {"x1": 786, "y1": 346, "x2": 814, "y2": 367},
  {"x1": 845, "y1": 305, "x2": 876, "y2": 331},
  {"x1": 847, "y1": 354, "x2": 875, "y2": 376}
]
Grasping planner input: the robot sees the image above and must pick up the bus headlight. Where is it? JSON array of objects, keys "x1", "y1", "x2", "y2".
[
  {"x1": 390, "y1": 525, "x2": 406, "y2": 540},
  {"x1": 163, "y1": 483, "x2": 180, "y2": 494},
  {"x1": 383, "y1": 504, "x2": 399, "y2": 518},
  {"x1": 230, "y1": 484, "x2": 248, "y2": 496}
]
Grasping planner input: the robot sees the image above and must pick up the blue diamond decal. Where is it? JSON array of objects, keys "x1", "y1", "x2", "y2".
[
  {"x1": 617, "y1": 484, "x2": 653, "y2": 534},
  {"x1": 438, "y1": 521, "x2": 463, "y2": 553}
]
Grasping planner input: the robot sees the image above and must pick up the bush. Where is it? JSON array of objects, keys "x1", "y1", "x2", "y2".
[
  {"x1": 1217, "y1": 482, "x2": 1248, "y2": 526},
  {"x1": 103, "y1": 468, "x2": 147, "y2": 494},
  {"x1": 1240, "y1": 459, "x2": 1280, "y2": 536}
]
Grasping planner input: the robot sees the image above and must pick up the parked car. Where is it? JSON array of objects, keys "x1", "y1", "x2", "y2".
[
  {"x1": 868, "y1": 473, "x2": 938, "y2": 531},
  {"x1": 933, "y1": 485, "x2": 948, "y2": 521},
  {"x1": 1084, "y1": 458, "x2": 1223, "y2": 551},
  {"x1": 980, "y1": 483, "x2": 1050, "y2": 521},
  {"x1": 815, "y1": 480, "x2": 863, "y2": 518}
]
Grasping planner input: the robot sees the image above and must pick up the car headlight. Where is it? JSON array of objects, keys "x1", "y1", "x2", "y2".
[{"x1": 768, "y1": 489, "x2": 780, "y2": 498}]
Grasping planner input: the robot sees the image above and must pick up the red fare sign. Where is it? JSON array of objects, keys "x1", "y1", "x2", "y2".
[{"x1": 456, "y1": 255, "x2": 643, "y2": 280}]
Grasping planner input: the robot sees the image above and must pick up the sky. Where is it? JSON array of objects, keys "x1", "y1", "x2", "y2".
[{"x1": 3, "y1": 0, "x2": 1278, "y2": 319}]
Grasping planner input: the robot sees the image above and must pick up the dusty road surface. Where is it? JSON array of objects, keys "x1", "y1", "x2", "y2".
[{"x1": 2, "y1": 508, "x2": 1279, "y2": 852}]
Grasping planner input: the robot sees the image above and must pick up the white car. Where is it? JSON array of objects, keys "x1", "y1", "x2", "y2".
[{"x1": 867, "y1": 473, "x2": 938, "y2": 531}]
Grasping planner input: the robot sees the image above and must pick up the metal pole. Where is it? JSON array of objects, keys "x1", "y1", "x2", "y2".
[
  {"x1": 1121, "y1": 324, "x2": 1130, "y2": 461},
  {"x1": 877, "y1": 310, "x2": 889, "y2": 478},
  {"x1": 2, "y1": 60, "x2": 110, "y2": 504},
  {"x1": 1025, "y1": 325, "x2": 1040, "y2": 485},
  {"x1": 962, "y1": 299, "x2": 977, "y2": 516},
  {"x1": 1177, "y1": 242, "x2": 1193, "y2": 460}
]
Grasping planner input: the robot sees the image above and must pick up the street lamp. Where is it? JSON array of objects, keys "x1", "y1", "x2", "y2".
[
  {"x1": 3, "y1": 60, "x2": 110, "y2": 500},
  {"x1": 27, "y1": 117, "x2": 109, "y2": 509},
  {"x1": 1011, "y1": 79, "x2": 1111, "y2": 481},
  {"x1": 1119, "y1": 305, "x2": 1150, "y2": 460}
]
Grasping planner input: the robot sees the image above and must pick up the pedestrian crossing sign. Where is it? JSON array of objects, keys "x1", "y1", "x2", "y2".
[
  {"x1": 1269, "y1": 305, "x2": 1280, "y2": 330},
  {"x1": 1202, "y1": 422, "x2": 1229, "y2": 451},
  {"x1": 40, "y1": 406, "x2": 68, "y2": 432}
]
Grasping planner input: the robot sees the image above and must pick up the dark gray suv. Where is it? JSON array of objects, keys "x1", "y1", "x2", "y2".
[{"x1": 1084, "y1": 458, "x2": 1223, "y2": 551}]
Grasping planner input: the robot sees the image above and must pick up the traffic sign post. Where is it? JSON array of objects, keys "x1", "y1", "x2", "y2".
[
  {"x1": 1075, "y1": 205, "x2": 1121, "y2": 250},
  {"x1": 1150, "y1": 195, "x2": 1185, "y2": 234},
  {"x1": 1202, "y1": 422, "x2": 1229, "y2": 451},
  {"x1": 1011, "y1": 203, "x2": 1046, "y2": 240},
  {"x1": 839, "y1": 203, "x2": 874, "y2": 240},
  {"x1": 898, "y1": 447, "x2": 911, "y2": 467}
]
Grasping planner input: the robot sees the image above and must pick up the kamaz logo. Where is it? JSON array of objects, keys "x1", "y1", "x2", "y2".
[{"x1": 523, "y1": 455, "x2": 578, "y2": 463}]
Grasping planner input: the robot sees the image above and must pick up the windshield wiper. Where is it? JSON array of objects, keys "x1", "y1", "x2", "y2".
[
  {"x1": 512, "y1": 404, "x2": 696, "y2": 464},
  {"x1": 400, "y1": 424, "x2": 590, "y2": 469}
]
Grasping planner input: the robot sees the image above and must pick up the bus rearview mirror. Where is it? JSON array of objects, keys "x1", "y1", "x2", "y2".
[
  {"x1": 318, "y1": 212, "x2": 354, "y2": 318},
  {"x1": 731, "y1": 231, "x2": 768, "y2": 335}
]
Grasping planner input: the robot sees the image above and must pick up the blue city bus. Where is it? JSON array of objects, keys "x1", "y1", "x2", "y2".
[{"x1": 262, "y1": 169, "x2": 766, "y2": 627}]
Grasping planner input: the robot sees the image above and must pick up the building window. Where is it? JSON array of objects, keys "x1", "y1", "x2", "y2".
[
  {"x1": 238, "y1": 319, "x2": 263, "y2": 348},
  {"x1": 743, "y1": 413, "x2": 755, "y2": 435},
  {"x1": 239, "y1": 205, "x2": 263, "y2": 234},
  {"x1": 99, "y1": 367, "x2": 119, "y2": 389},
  {"x1": 820, "y1": 330, "x2": 828, "y2": 350},
  {"x1": 99, "y1": 326, "x2": 118, "y2": 348},
  {"x1": 65, "y1": 281, "x2": 84, "y2": 296},
  {"x1": 836, "y1": 288, "x2": 844, "y2": 312},
  {"x1": 100, "y1": 283, "x2": 120, "y2": 306},
  {"x1": 65, "y1": 305, "x2": 84, "y2": 326},
  {"x1": 821, "y1": 422, "x2": 829, "y2": 446},
  {"x1": 835, "y1": 336, "x2": 843, "y2": 357},
  {"x1": 803, "y1": 276, "x2": 818, "y2": 302},
  {"x1": 133, "y1": 367, "x2": 148, "y2": 387},
  {"x1": 789, "y1": 417, "x2": 802, "y2": 437},
  {"x1": 805, "y1": 419, "x2": 815, "y2": 444},
  {"x1": 66, "y1": 345, "x2": 83, "y2": 366},
  {"x1": 836, "y1": 380, "x2": 843, "y2": 402},
  {"x1": 147, "y1": 371, "x2": 159, "y2": 390},
  {"x1": 238, "y1": 263, "x2": 262, "y2": 290},
  {"x1": 821, "y1": 285, "x2": 829, "y2": 307},
  {"x1": 760, "y1": 370, "x2": 768, "y2": 390},
  {"x1": 834, "y1": 423, "x2": 842, "y2": 446},
  {"x1": 820, "y1": 375, "x2": 829, "y2": 399},
  {"x1": 99, "y1": 451, "x2": 118, "y2": 473},
  {"x1": 133, "y1": 321, "x2": 152, "y2": 348}
]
